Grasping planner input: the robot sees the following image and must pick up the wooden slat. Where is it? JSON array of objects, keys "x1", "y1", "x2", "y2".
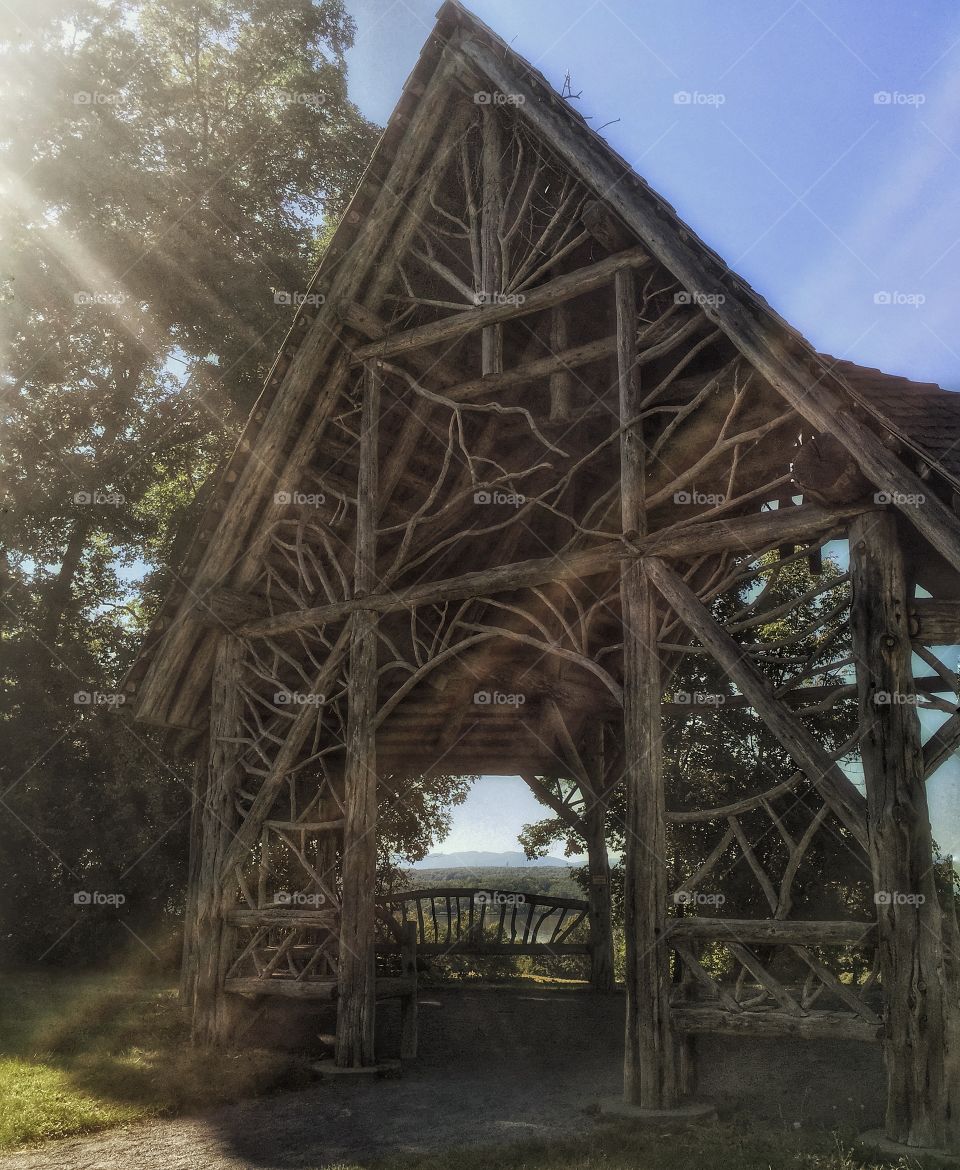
[{"x1": 351, "y1": 247, "x2": 651, "y2": 363}]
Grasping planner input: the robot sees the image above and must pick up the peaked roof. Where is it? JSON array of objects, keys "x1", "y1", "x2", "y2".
[{"x1": 125, "y1": 0, "x2": 960, "y2": 730}]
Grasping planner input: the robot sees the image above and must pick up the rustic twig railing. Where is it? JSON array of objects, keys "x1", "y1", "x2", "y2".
[
  {"x1": 666, "y1": 917, "x2": 881, "y2": 1041},
  {"x1": 376, "y1": 888, "x2": 592, "y2": 958}
]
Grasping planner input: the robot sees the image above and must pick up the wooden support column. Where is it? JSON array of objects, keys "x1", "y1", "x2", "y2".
[
  {"x1": 179, "y1": 749, "x2": 207, "y2": 1008},
  {"x1": 581, "y1": 723, "x2": 613, "y2": 992},
  {"x1": 617, "y1": 267, "x2": 677, "y2": 1108},
  {"x1": 336, "y1": 361, "x2": 381, "y2": 1067},
  {"x1": 193, "y1": 638, "x2": 244, "y2": 1045},
  {"x1": 480, "y1": 104, "x2": 503, "y2": 375},
  {"x1": 850, "y1": 511, "x2": 960, "y2": 1151}
]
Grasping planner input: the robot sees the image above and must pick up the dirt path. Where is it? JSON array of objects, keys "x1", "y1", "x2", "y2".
[{"x1": 0, "y1": 988, "x2": 884, "y2": 1170}]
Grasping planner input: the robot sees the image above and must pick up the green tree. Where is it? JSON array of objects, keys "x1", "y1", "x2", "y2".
[{"x1": 0, "y1": 0, "x2": 378, "y2": 967}]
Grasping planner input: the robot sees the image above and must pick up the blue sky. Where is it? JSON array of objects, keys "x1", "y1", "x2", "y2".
[{"x1": 341, "y1": 0, "x2": 960, "y2": 859}]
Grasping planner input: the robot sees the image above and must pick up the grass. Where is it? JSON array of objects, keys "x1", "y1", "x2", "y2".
[
  {"x1": 335, "y1": 1122, "x2": 923, "y2": 1170},
  {"x1": 0, "y1": 970, "x2": 306, "y2": 1151}
]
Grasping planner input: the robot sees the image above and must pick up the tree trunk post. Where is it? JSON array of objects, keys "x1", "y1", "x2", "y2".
[
  {"x1": 179, "y1": 749, "x2": 207, "y2": 1008},
  {"x1": 617, "y1": 266, "x2": 677, "y2": 1108},
  {"x1": 336, "y1": 360, "x2": 381, "y2": 1067},
  {"x1": 193, "y1": 637, "x2": 245, "y2": 1045},
  {"x1": 850, "y1": 510, "x2": 959, "y2": 1151},
  {"x1": 581, "y1": 722, "x2": 614, "y2": 992}
]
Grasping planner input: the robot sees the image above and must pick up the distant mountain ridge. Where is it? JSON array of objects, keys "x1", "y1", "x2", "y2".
[{"x1": 410, "y1": 850, "x2": 573, "y2": 869}]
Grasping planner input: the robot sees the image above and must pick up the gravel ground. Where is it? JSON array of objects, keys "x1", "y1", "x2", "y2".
[{"x1": 0, "y1": 986, "x2": 885, "y2": 1170}]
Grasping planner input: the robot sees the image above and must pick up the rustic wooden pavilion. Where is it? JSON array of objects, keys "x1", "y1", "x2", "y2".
[{"x1": 126, "y1": 2, "x2": 960, "y2": 1153}]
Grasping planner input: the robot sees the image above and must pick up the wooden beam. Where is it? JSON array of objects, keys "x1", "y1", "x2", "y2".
[
  {"x1": 581, "y1": 723, "x2": 614, "y2": 993},
  {"x1": 351, "y1": 246, "x2": 651, "y2": 364},
  {"x1": 618, "y1": 267, "x2": 677, "y2": 1109},
  {"x1": 910, "y1": 599, "x2": 960, "y2": 645},
  {"x1": 643, "y1": 556, "x2": 869, "y2": 850},
  {"x1": 667, "y1": 918, "x2": 875, "y2": 946},
  {"x1": 193, "y1": 637, "x2": 244, "y2": 1045},
  {"x1": 480, "y1": 103, "x2": 503, "y2": 375},
  {"x1": 850, "y1": 511, "x2": 958, "y2": 1150},
  {"x1": 229, "y1": 502, "x2": 873, "y2": 639},
  {"x1": 671, "y1": 1006, "x2": 878, "y2": 1042},
  {"x1": 336, "y1": 361, "x2": 381, "y2": 1069},
  {"x1": 456, "y1": 30, "x2": 960, "y2": 582}
]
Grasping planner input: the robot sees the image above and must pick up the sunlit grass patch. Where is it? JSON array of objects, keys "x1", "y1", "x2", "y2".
[{"x1": 0, "y1": 970, "x2": 302, "y2": 1150}]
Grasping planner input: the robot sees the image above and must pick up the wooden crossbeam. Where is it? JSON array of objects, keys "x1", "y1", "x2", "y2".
[
  {"x1": 350, "y1": 246, "x2": 651, "y2": 363},
  {"x1": 923, "y1": 712, "x2": 960, "y2": 778},
  {"x1": 643, "y1": 556, "x2": 869, "y2": 850},
  {"x1": 910, "y1": 599, "x2": 960, "y2": 645},
  {"x1": 212, "y1": 502, "x2": 872, "y2": 638}
]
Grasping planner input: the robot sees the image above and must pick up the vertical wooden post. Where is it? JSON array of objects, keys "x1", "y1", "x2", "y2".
[
  {"x1": 581, "y1": 723, "x2": 614, "y2": 992},
  {"x1": 480, "y1": 104, "x2": 503, "y2": 376},
  {"x1": 617, "y1": 267, "x2": 677, "y2": 1108},
  {"x1": 850, "y1": 510, "x2": 958, "y2": 1151},
  {"x1": 549, "y1": 300, "x2": 571, "y2": 421},
  {"x1": 193, "y1": 636, "x2": 244, "y2": 1045},
  {"x1": 336, "y1": 361, "x2": 381, "y2": 1067},
  {"x1": 179, "y1": 750, "x2": 207, "y2": 1007},
  {"x1": 399, "y1": 919, "x2": 419, "y2": 1060}
]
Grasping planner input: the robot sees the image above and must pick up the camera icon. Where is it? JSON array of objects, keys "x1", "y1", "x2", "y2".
[
  {"x1": 473, "y1": 490, "x2": 491, "y2": 504},
  {"x1": 674, "y1": 291, "x2": 693, "y2": 305},
  {"x1": 74, "y1": 91, "x2": 91, "y2": 104},
  {"x1": 673, "y1": 491, "x2": 692, "y2": 504},
  {"x1": 873, "y1": 91, "x2": 892, "y2": 105},
  {"x1": 73, "y1": 691, "x2": 91, "y2": 704},
  {"x1": 473, "y1": 690, "x2": 492, "y2": 705},
  {"x1": 274, "y1": 290, "x2": 292, "y2": 305},
  {"x1": 474, "y1": 891, "x2": 492, "y2": 905},
  {"x1": 473, "y1": 91, "x2": 492, "y2": 104},
  {"x1": 673, "y1": 890, "x2": 693, "y2": 904},
  {"x1": 673, "y1": 91, "x2": 692, "y2": 104},
  {"x1": 273, "y1": 891, "x2": 292, "y2": 905},
  {"x1": 673, "y1": 691, "x2": 691, "y2": 705},
  {"x1": 874, "y1": 691, "x2": 891, "y2": 706},
  {"x1": 874, "y1": 890, "x2": 892, "y2": 905},
  {"x1": 74, "y1": 491, "x2": 92, "y2": 504},
  {"x1": 873, "y1": 291, "x2": 892, "y2": 305},
  {"x1": 274, "y1": 490, "x2": 292, "y2": 505},
  {"x1": 74, "y1": 891, "x2": 92, "y2": 905}
]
